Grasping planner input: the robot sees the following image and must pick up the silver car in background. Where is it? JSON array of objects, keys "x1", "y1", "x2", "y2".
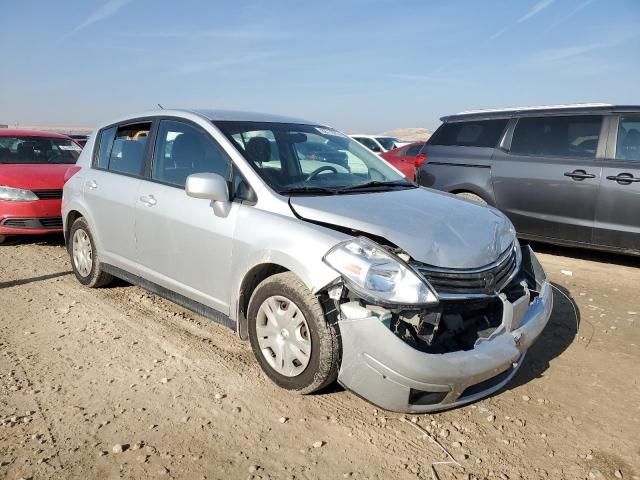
[{"x1": 62, "y1": 109, "x2": 552, "y2": 412}]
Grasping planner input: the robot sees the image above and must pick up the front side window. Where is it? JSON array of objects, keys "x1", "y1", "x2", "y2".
[
  {"x1": 0, "y1": 136, "x2": 80, "y2": 164},
  {"x1": 216, "y1": 122, "x2": 411, "y2": 195},
  {"x1": 510, "y1": 115, "x2": 602, "y2": 159},
  {"x1": 616, "y1": 117, "x2": 640, "y2": 161},
  {"x1": 152, "y1": 120, "x2": 230, "y2": 187},
  {"x1": 108, "y1": 122, "x2": 151, "y2": 176},
  {"x1": 429, "y1": 119, "x2": 508, "y2": 148}
]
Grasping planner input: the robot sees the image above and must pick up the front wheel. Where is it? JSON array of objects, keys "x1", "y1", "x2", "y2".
[
  {"x1": 247, "y1": 272, "x2": 340, "y2": 394},
  {"x1": 68, "y1": 217, "x2": 113, "y2": 288}
]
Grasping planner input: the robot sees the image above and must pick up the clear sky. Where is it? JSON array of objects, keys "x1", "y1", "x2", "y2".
[{"x1": 1, "y1": 0, "x2": 638, "y2": 132}]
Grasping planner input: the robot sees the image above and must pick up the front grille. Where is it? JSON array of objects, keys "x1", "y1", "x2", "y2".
[
  {"x1": 33, "y1": 189, "x2": 63, "y2": 199},
  {"x1": 412, "y1": 245, "x2": 519, "y2": 296},
  {"x1": 1, "y1": 217, "x2": 63, "y2": 229}
]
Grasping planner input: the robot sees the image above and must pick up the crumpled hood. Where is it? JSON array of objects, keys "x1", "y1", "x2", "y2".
[{"x1": 289, "y1": 187, "x2": 515, "y2": 269}]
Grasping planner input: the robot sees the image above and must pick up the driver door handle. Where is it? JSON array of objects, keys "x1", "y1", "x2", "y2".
[
  {"x1": 139, "y1": 194, "x2": 157, "y2": 206},
  {"x1": 564, "y1": 170, "x2": 596, "y2": 180},
  {"x1": 606, "y1": 173, "x2": 640, "y2": 184}
]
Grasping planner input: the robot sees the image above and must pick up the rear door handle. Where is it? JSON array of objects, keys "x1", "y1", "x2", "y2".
[
  {"x1": 86, "y1": 180, "x2": 97, "y2": 189},
  {"x1": 564, "y1": 170, "x2": 596, "y2": 181},
  {"x1": 139, "y1": 195, "x2": 157, "y2": 206},
  {"x1": 606, "y1": 173, "x2": 640, "y2": 184}
]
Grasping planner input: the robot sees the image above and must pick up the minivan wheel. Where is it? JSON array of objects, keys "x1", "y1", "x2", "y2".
[
  {"x1": 68, "y1": 217, "x2": 113, "y2": 288},
  {"x1": 456, "y1": 192, "x2": 487, "y2": 205},
  {"x1": 247, "y1": 272, "x2": 340, "y2": 394}
]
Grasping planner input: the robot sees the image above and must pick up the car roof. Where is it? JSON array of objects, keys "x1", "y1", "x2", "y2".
[
  {"x1": 440, "y1": 104, "x2": 640, "y2": 122},
  {"x1": 0, "y1": 129, "x2": 72, "y2": 139},
  {"x1": 350, "y1": 134, "x2": 393, "y2": 138},
  {"x1": 102, "y1": 108, "x2": 319, "y2": 127}
]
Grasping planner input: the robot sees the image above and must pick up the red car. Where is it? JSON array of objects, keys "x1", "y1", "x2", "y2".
[
  {"x1": 380, "y1": 141, "x2": 425, "y2": 180},
  {"x1": 0, "y1": 130, "x2": 81, "y2": 243}
]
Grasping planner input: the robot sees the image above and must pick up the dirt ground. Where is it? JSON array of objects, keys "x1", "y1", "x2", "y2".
[{"x1": 0, "y1": 237, "x2": 638, "y2": 480}]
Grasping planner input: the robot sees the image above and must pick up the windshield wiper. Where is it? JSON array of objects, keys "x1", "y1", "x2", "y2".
[
  {"x1": 280, "y1": 186, "x2": 338, "y2": 196},
  {"x1": 336, "y1": 180, "x2": 416, "y2": 193}
]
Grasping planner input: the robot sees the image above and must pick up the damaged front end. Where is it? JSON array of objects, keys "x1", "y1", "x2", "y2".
[{"x1": 323, "y1": 237, "x2": 552, "y2": 413}]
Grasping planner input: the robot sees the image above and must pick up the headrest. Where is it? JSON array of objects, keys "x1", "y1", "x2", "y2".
[{"x1": 245, "y1": 137, "x2": 271, "y2": 165}]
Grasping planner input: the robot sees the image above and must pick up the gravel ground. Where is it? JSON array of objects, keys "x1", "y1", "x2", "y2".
[{"x1": 0, "y1": 237, "x2": 638, "y2": 480}]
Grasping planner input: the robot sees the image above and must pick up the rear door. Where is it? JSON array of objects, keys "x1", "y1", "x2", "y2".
[
  {"x1": 492, "y1": 115, "x2": 604, "y2": 244},
  {"x1": 83, "y1": 121, "x2": 151, "y2": 267},
  {"x1": 593, "y1": 115, "x2": 640, "y2": 252},
  {"x1": 134, "y1": 118, "x2": 238, "y2": 314}
]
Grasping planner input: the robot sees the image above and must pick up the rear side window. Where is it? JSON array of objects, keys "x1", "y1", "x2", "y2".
[
  {"x1": 95, "y1": 127, "x2": 116, "y2": 169},
  {"x1": 108, "y1": 122, "x2": 151, "y2": 176},
  {"x1": 510, "y1": 115, "x2": 602, "y2": 159},
  {"x1": 429, "y1": 119, "x2": 508, "y2": 148},
  {"x1": 405, "y1": 144, "x2": 423, "y2": 156},
  {"x1": 616, "y1": 117, "x2": 640, "y2": 161},
  {"x1": 357, "y1": 137, "x2": 382, "y2": 152}
]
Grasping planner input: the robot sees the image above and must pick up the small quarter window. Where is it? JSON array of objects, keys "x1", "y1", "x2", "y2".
[
  {"x1": 429, "y1": 119, "x2": 508, "y2": 148},
  {"x1": 95, "y1": 127, "x2": 116, "y2": 169}
]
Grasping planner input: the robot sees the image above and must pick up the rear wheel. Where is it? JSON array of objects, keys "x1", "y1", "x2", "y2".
[
  {"x1": 247, "y1": 272, "x2": 340, "y2": 394},
  {"x1": 456, "y1": 191, "x2": 487, "y2": 205},
  {"x1": 68, "y1": 217, "x2": 113, "y2": 288}
]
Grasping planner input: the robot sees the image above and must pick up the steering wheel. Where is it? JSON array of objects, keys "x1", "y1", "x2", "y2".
[{"x1": 306, "y1": 165, "x2": 338, "y2": 181}]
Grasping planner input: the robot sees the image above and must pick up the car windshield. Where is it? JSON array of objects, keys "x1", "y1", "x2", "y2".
[
  {"x1": 376, "y1": 137, "x2": 399, "y2": 150},
  {"x1": 0, "y1": 136, "x2": 81, "y2": 164},
  {"x1": 215, "y1": 121, "x2": 414, "y2": 195}
]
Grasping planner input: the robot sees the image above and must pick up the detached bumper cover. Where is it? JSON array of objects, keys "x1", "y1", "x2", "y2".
[{"x1": 337, "y1": 246, "x2": 553, "y2": 413}]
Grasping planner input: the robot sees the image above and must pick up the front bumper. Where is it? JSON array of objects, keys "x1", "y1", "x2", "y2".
[
  {"x1": 336, "y1": 246, "x2": 553, "y2": 413},
  {"x1": 0, "y1": 199, "x2": 63, "y2": 235}
]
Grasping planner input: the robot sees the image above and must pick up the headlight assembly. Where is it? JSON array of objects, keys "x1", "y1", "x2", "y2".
[
  {"x1": 0, "y1": 186, "x2": 38, "y2": 201},
  {"x1": 323, "y1": 236, "x2": 438, "y2": 307}
]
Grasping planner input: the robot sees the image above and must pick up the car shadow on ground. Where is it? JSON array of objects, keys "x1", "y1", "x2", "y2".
[
  {"x1": 527, "y1": 241, "x2": 640, "y2": 268},
  {"x1": 0, "y1": 270, "x2": 73, "y2": 289},
  {"x1": 506, "y1": 281, "x2": 580, "y2": 392},
  {"x1": 2, "y1": 234, "x2": 66, "y2": 248}
]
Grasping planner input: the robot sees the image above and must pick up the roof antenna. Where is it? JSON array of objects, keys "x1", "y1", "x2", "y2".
[{"x1": 157, "y1": 103, "x2": 164, "y2": 109}]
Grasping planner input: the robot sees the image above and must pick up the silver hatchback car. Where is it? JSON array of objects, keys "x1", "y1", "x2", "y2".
[{"x1": 62, "y1": 109, "x2": 553, "y2": 413}]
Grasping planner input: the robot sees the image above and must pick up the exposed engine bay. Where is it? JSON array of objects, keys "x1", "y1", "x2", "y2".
[{"x1": 326, "y1": 243, "x2": 540, "y2": 354}]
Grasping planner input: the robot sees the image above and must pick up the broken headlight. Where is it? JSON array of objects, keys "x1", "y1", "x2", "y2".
[{"x1": 323, "y1": 236, "x2": 438, "y2": 307}]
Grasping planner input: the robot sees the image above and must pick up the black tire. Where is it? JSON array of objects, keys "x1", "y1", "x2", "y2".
[
  {"x1": 456, "y1": 191, "x2": 487, "y2": 205},
  {"x1": 247, "y1": 272, "x2": 340, "y2": 394},
  {"x1": 0, "y1": 235, "x2": 20, "y2": 246},
  {"x1": 68, "y1": 217, "x2": 113, "y2": 288}
]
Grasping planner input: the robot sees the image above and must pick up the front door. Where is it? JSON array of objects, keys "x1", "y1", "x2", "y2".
[
  {"x1": 492, "y1": 115, "x2": 604, "y2": 244},
  {"x1": 134, "y1": 119, "x2": 238, "y2": 314},
  {"x1": 593, "y1": 115, "x2": 640, "y2": 252}
]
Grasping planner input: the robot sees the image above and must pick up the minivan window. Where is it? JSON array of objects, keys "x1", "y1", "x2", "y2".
[
  {"x1": 108, "y1": 122, "x2": 150, "y2": 176},
  {"x1": 429, "y1": 119, "x2": 508, "y2": 148},
  {"x1": 95, "y1": 127, "x2": 116, "y2": 169},
  {"x1": 152, "y1": 120, "x2": 230, "y2": 187},
  {"x1": 616, "y1": 117, "x2": 640, "y2": 161},
  {"x1": 510, "y1": 115, "x2": 602, "y2": 159}
]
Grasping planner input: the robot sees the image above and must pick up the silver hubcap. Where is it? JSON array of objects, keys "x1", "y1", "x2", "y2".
[
  {"x1": 72, "y1": 229, "x2": 92, "y2": 277},
  {"x1": 256, "y1": 295, "x2": 311, "y2": 377}
]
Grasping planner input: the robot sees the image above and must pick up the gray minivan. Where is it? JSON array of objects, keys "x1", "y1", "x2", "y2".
[{"x1": 417, "y1": 104, "x2": 640, "y2": 256}]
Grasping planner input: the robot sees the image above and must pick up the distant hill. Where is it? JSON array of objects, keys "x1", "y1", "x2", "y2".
[
  {"x1": 380, "y1": 127, "x2": 432, "y2": 142},
  {"x1": 5, "y1": 124, "x2": 93, "y2": 135}
]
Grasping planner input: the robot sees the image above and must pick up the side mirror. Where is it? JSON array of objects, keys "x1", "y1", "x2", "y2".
[{"x1": 185, "y1": 172, "x2": 229, "y2": 202}]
